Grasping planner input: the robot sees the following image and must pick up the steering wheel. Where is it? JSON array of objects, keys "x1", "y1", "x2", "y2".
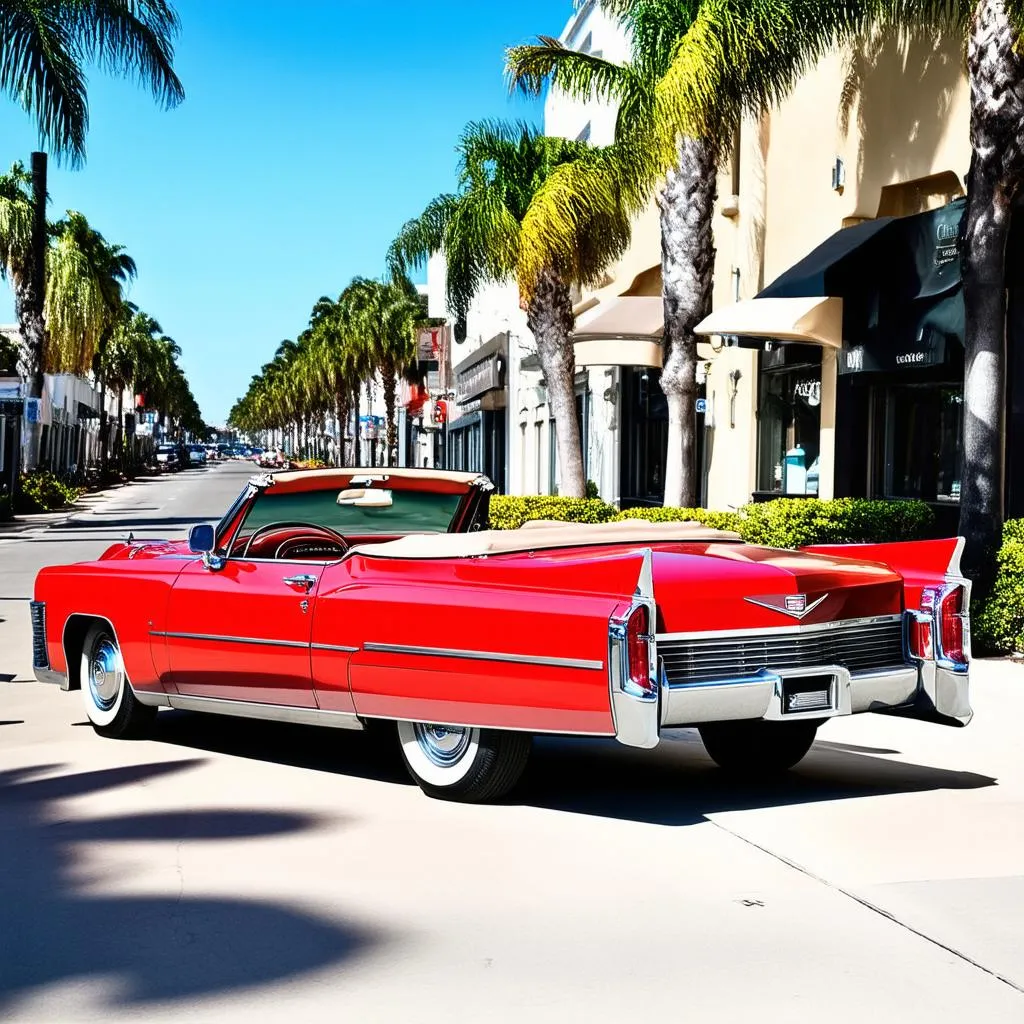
[{"x1": 239, "y1": 521, "x2": 349, "y2": 560}]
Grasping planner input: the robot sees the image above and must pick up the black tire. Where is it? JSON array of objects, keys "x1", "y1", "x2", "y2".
[
  {"x1": 698, "y1": 719, "x2": 821, "y2": 775},
  {"x1": 396, "y1": 721, "x2": 531, "y2": 802},
  {"x1": 80, "y1": 622, "x2": 157, "y2": 739}
]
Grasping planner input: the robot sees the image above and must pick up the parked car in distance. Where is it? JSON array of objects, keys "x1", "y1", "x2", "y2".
[
  {"x1": 155, "y1": 443, "x2": 180, "y2": 472},
  {"x1": 187, "y1": 444, "x2": 207, "y2": 466},
  {"x1": 205, "y1": 445, "x2": 220, "y2": 461}
]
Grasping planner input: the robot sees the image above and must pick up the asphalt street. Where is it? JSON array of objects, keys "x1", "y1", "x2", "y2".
[{"x1": 1, "y1": 461, "x2": 1022, "y2": 1022}]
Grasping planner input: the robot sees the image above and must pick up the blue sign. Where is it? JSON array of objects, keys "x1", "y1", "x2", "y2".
[{"x1": 695, "y1": 398, "x2": 707, "y2": 415}]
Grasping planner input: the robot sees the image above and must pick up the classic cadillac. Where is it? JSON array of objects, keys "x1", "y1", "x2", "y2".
[{"x1": 30, "y1": 468, "x2": 972, "y2": 802}]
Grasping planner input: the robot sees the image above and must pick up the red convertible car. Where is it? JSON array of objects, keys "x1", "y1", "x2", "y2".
[{"x1": 31, "y1": 468, "x2": 972, "y2": 802}]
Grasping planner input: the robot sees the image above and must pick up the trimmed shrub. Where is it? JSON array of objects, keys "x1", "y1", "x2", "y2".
[
  {"x1": 738, "y1": 498, "x2": 935, "y2": 549},
  {"x1": 974, "y1": 518, "x2": 1024, "y2": 655},
  {"x1": 16, "y1": 471, "x2": 82, "y2": 513},
  {"x1": 614, "y1": 505, "x2": 745, "y2": 533},
  {"x1": 489, "y1": 495, "x2": 616, "y2": 530}
]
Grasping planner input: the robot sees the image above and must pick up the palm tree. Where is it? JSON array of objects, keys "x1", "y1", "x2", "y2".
[
  {"x1": 338, "y1": 275, "x2": 423, "y2": 467},
  {"x1": 508, "y1": 0, "x2": 863, "y2": 508},
  {"x1": 0, "y1": 0, "x2": 184, "y2": 164},
  {"x1": 388, "y1": 119, "x2": 644, "y2": 497},
  {"x1": 307, "y1": 295, "x2": 361, "y2": 465}
]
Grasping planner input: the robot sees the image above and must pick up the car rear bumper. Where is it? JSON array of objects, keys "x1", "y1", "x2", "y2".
[
  {"x1": 610, "y1": 609, "x2": 972, "y2": 749},
  {"x1": 658, "y1": 661, "x2": 970, "y2": 730}
]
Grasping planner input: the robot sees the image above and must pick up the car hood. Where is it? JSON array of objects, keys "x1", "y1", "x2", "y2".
[
  {"x1": 98, "y1": 539, "x2": 195, "y2": 561},
  {"x1": 649, "y1": 543, "x2": 903, "y2": 634}
]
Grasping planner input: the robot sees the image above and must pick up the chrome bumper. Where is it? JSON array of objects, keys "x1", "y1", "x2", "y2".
[
  {"x1": 611, "y1": 606, "x2": 972, "y2": 749},
  {"x1": 658, "y1": 661, "x2": 971, "y2": 730}
]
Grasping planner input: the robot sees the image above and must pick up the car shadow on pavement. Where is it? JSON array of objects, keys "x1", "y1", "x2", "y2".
[
  {"x1": 515, "y1": 730, "x2": 997, "y2": 825},
  {"x1": 151, "y1": 712, "x2": 996, "y2": 827},
  {"x1": 0, "y1": 760, "x2": 382, "y2": 1013},
  {"x1": 48, "y1": 515, "x2": 214, "y2": 531},
  {"x1": 153, "y1": 710, "x2": 413, "y2": 786}
]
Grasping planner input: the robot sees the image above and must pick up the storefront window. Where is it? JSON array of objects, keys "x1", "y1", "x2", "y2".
[
  {"x1": 883, "y1": 384, "x2": 962, "y2": 502},
  {"x1": 757, "y1": 367, "x2": 822, "y2": 495}
]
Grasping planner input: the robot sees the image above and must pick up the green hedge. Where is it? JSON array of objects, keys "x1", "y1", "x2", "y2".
[
  {"x1": 488, "y1": 495, "x2": 617, "y2": 531},
  {"x1": 489, "y1": 495, "x2": 935, "y2": 548},
  {"x1": 975, "y1": 518, "x2": 1024, "y2": 654},
  {"x1": 16, "y1": 470, "x2": 82, "y2": 513}
]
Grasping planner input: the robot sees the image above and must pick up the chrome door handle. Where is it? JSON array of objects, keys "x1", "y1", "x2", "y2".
[{"x1": 283, "y1": 574, "x2": 317, "y2": 593}]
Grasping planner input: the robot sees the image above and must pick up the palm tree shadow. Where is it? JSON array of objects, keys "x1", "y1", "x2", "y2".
[
  {"x1": 0, "y1": 760, "x2": 383, "y2": 1012},
  {"x1": 515, "y1": 729, "x2": 997, "y2": 825}
]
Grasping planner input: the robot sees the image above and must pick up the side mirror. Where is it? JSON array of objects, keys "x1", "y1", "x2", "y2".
[
  {"x1": 188, "y1": 523, "x2": 215, "y2": 554},
  {"x1": 189, "y1": 523, "x2": 224, "y2": 571}
]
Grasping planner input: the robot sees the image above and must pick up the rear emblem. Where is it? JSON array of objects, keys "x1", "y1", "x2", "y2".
[{"x1": 746, "y1": 593, "x2": 828, "y2": 620}]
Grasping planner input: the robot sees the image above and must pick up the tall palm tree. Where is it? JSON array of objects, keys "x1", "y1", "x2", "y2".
[
  {"x1": 388, "y1": 119, "x2": 644, "y2": 497},
  {"x1": 508, "y1": 0, "x2": 865, "y2": 508},
  {"x1": 0, "y1": 0, "x2": 184, "y2": 164}
]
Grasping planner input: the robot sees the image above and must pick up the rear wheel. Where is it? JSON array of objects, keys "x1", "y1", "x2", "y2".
[
  {"x1": 396, "y1": 721, "x2": 531, "y2": 802},
  {"x1": 698, "y1": 719, "x2": 821, "y2": 775},
  {"x1": 80, "y1": 623, "x2": 157, "y2": 739}
]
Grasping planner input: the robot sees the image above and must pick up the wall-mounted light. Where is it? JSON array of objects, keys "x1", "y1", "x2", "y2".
[
  {"x1": 728, "y1": 369, "x2": 742, "y2": 429},
  {"x1": 832, "y1": 157, "x2": 846, "y2": 194}
]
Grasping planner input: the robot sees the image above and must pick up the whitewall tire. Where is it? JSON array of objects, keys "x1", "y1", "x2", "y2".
[
  {"x1": 396, "y1": 720, "x2": 531, "y2": 802},
  {"x1": 80, "y1": 622, "x2": 157, "y2": 738}
]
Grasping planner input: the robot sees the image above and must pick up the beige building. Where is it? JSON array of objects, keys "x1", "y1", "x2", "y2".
[{"x1": 578, "y1": 30, "x2": 971, "y2": 514}]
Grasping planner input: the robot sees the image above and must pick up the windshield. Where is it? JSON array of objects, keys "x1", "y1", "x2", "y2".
[{"x1": 237, "y1": 485, "x2": 463, "y2": 537}]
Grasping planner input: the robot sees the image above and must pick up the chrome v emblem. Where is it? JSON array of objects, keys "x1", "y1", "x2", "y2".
[{"x1": 745, "y1": 593, "x2": 829, "y2": 620}]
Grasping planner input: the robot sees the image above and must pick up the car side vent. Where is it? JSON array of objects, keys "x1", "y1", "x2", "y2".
[{"x1": 30, "y1": 601, "x2": 49, "y2": 669}]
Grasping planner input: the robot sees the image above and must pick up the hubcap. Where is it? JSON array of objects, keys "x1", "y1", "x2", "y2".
[
  {"x1": 414, "y1": 723, "x2": 471, "y2": 768},
  {"x1": 89, "y1": 637, "x2": 122, "y2": 711}
]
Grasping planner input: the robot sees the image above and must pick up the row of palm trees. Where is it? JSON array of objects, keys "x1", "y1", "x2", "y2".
[
  {"x1": 0, "y1": 160, "x2": 203, "y2": 474},
  {"x1": 229, "y1": 276, "x2": 430, "y2": 466},
  {"x1": 0, "y1": 0, "x2": 189, "y2": 474},
  {"x1": 236, "y1": 0, "x2": 1021, "y2": 591}
]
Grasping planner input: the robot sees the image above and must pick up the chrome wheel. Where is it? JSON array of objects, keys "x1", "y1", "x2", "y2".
[
  {"x1": 414, "y1": 723, "x2": 472, "y2": 768},
  {"x1": 88, "y1": 636, "x2": 123, "y2": 712}
]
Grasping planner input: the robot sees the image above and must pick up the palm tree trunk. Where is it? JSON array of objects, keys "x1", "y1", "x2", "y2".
[
  {"x1": 114, "y1": 389, "x2": 124, "y2": 473},
  {"x1": 335, "y1": 380, "x2": 350, "y2": 467},
  {"x1": 660, "y1": 135, "x2": 717, "y2": 509},
  {"x1": 366, "y1": 380, "x2": 375, "y2": 467},
  {"x1": 958, "y1": 0, "x2": 1024, "y2": 590},
  {"x1": 98, "y1": 366, "x2": 111, "y2": 478},
  {"x1": 526, "y1": 267, "x2": 585, "y2": 498},
  {"x1": 382, "y1": 365, "x2": 398, "y2": 467},
  {"x1": 352, "y1": 383, "x2": 361, "y2": 467}
]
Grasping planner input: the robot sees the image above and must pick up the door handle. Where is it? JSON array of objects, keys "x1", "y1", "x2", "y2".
[{"x1": 283, "y1": 574, "x2": 317, "y2": 593}]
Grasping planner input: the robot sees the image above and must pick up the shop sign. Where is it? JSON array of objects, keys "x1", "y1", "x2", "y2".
[
  {"x1": 695, "y1": 398, "x2": 707, "y2": 415},
  {"x1": 24, "y1": 397, "x2": 40, "y2": 424},
  {"x1": 793, "y1": 378, "x2": 821, "y2": 407},
  {"x1": 456, "y1": 356, "x2": 502, "y2": 403},
  {"x1": 0, "y1": 397, "x2": 23, "y2": 417}
]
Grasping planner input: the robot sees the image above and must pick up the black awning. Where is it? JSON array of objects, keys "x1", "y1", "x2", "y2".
[
  {"x1": 758, "y1": 218, "x2": 894, "y2": 299},
  {"x1": 759, "y1": 199, "x2": 967, "y2": 375}
]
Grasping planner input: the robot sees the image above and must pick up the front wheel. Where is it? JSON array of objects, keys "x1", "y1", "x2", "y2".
[
  {"x1": 80, "y1": 623, "x2": 157, "y2": 739},
  {"x1": 698, "y1": 719, "x2": 821, "y2": 775},
  {"x1": 396, "y1": 721, "x2": 531, "y2": 802}
]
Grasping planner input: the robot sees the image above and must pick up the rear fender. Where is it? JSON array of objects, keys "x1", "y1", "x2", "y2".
[{"x1": 803, "y1": 537, "x2": 971, "y2": 727}]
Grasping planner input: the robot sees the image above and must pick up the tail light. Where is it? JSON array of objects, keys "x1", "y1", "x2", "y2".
[
  {"x1": 626, "y1": 605, "x2": 654, "y2": 697},
  {"x1": 918, "y1": 583, "x2": 970, "y2": 667}
]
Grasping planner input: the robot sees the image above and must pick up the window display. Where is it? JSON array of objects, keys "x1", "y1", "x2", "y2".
[{"x1": 757, "y1": 367, "x2": 822, "y2": 495}]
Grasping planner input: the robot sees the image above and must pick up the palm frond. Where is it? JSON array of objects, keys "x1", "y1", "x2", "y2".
[{"x1": 506, "y1": 36, "x2": 633, "y2": 101}]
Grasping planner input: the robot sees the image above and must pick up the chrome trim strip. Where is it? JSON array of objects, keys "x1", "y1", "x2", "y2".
[
  {"x1": 149, "y1": 630, "x2": 308, "y2": 650},
  {"x1": 159, "y1": 693, "x2": 364, "y2": 730},
  {"x1": 362, "y1": 641, "x2": 603, "y2": 671},
  {"x1": 312, "y1": 642, "x2": 360, "y2": 654},
  {"x1": 657, "y1": 614, "x2": 902, "y2": 643}
]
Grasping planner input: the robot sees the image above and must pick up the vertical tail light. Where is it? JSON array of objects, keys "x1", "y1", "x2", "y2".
[
  {"x1": 918, "y1": 583, "x2": 970, "y2": 667},
  {"x1": 626, "y1": 605, "x2": 654, "y2": 697},
  {"x1": 937, "y1": 584, "x2": 969, "y2": 665}
]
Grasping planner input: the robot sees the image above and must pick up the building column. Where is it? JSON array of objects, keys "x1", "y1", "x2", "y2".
[{"x1": 818, "y1": 347, "x2": 837, "y2": 500}]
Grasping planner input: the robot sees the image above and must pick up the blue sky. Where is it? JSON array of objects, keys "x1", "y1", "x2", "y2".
[{"x1": 0, "y1": 0, "x2": 564, "y2": 424}]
